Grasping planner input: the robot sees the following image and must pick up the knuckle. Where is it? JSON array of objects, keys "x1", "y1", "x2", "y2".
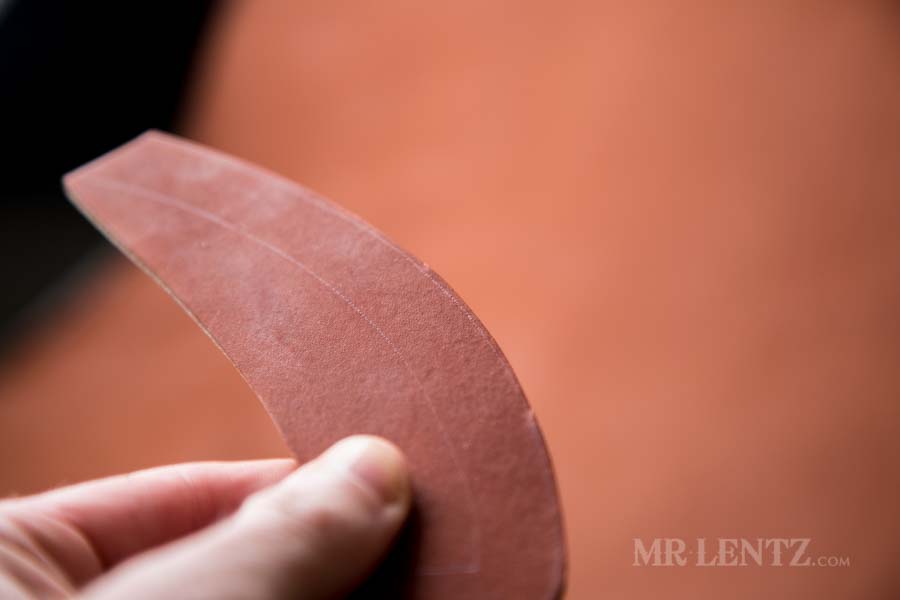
[
  {"x1": 296, "y1": 501, "x2": 352, "y2": 542},
  {"x1": 238, "y1": 471, "x2": 373, "y2": 545}
]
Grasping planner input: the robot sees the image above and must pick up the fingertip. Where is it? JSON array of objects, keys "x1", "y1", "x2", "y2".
[{"x1": 320, "y1": 436, "x2": 411, "y2": 509}]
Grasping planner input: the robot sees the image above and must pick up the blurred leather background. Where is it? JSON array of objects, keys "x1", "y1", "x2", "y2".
[{"x1": 2, "y1": 2, "x2": 900, "y2": 598}]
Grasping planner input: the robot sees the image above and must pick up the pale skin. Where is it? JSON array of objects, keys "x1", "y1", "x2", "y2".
[{"x1": 0, "y1": 435, "x2": 411, "y2": 599}]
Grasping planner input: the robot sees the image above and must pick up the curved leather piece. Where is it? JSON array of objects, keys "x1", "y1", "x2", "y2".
[{"x1": 63, "y1": 131, "x2": 565, "y2": 599}]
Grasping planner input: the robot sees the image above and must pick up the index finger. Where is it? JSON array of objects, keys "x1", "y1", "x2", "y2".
[{"x1": 1, "y1": 459, "x2": 295, "y2": 584}]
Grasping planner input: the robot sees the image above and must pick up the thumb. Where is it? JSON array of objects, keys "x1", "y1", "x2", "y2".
[{"x1": 83, "y1": 436, "x2": 412, "y2": 600}]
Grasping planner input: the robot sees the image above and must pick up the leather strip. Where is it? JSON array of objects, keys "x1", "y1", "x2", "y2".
[{"x1": 63, "y1": 131, "x2": 565, "y2": 599}]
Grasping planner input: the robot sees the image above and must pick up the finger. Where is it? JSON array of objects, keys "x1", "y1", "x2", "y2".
[
  {"x1": 82, "y1": 436, "x2": 411, "y2": 600},
  {"x1": 2, "y1": 459, "x2": 295, "y2": 583}
]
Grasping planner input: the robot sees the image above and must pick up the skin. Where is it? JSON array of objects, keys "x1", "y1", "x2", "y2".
[{"x1": 0, "y1": 435, "x2": 410, "y2": 600}]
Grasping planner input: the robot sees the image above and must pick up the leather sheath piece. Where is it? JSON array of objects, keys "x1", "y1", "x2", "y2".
[{"x1": 62, "y1": 131, "x2": 565, "y2": 599}]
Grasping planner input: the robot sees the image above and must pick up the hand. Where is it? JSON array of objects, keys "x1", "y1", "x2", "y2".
[{"x1": 0, "y1": 435, "x2": 411, "y2": 599}]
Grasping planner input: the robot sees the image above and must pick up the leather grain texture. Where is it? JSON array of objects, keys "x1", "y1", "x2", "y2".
[{"x1": 63, "y1": 131, "x2": 565, "y2": 599}]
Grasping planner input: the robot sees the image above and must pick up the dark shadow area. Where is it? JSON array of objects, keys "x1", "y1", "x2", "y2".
[
  {"x1": 0, "y1": 0, "x2": 218, "y2": 345},
  {"x1": 349, "y1": 498, "x2": 424, "y2": 598}
]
